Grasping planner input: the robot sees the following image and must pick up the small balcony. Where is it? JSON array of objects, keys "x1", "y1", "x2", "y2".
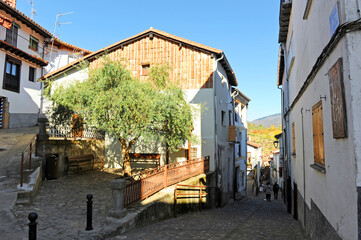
[{"x1": 229, "y1": 125, "x2": 237, "y2": 142}]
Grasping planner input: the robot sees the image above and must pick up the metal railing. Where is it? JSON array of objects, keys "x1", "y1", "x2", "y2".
[
  {"x1": 124, "y1": 156, "x2": 209, "y2": 208},
  {"x1": 20, "y1": 134, "x2": 38, "y2": 187},
  {"x1": 47, "y1": 126, "x2": 105, "y2": 140},
  {"x1": 174, "y1": 184, "x2": 208, "y2": 217}
]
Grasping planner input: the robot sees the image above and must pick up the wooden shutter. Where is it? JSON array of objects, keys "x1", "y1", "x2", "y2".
[
  {"x1": 328, "y1": 58, "x2": 347, "y2": 138},
  {"x1": 312, "y1": 101, "x2": 325, "y2": 165}
]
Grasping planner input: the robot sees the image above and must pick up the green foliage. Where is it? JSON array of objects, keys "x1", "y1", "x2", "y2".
[
  {"x1": 248, "y1": 123, "x2": 282, "y2": 156},
  {"x1": 46, "y1": 58, "x2": 194, "y2": 152}
]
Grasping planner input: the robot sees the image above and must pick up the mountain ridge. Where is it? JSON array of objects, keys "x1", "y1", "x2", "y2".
[{"x1": 250, "y1": 113, "x2": 281, "y2": 127}]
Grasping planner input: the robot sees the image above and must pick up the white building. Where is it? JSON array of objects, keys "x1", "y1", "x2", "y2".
[
  {"x1": 42, "y1": 28, "x2": 250, "y2": 206},
  {"x1": 233, "y1": 88, "x2": 250, "y2": 197},
  {"x1": 277, "y1": 0, "x2": 361, "y2": 239},
  {"x1": 247, "y1": 141, "x2": 262, "y2": 172},
  {"x1": 0, "y1": 0, "x2": 91, "y2": 128}
]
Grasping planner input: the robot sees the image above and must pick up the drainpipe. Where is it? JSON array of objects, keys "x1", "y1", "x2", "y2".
[
  {"x1": 39, "y1": 40, "x2": 48, "y2": 118},
  {"x1": 278, "y1": 84, "x2": 284, "y2": 189},
  {"x1": 301, "y1": 108, "x2": 306, "y2": 227},
  {"x1": 357, "y1": 0, "x2": 361, "y2": 18}
]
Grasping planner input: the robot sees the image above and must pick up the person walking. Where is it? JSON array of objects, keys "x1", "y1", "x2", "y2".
[
  {"x1": 273, "y1": 183, "x2": 280, "y2": 199},
  {"x1": 273, "y1": 182, "x2": 280, "y2": 200},
  {"x1": 265, "y1": 182, "x2": 272, "y2": 201}
]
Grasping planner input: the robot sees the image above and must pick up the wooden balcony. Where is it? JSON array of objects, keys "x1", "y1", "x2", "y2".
[{"x1": 229, "y1": 125, "x2": 237, "y2": 142}]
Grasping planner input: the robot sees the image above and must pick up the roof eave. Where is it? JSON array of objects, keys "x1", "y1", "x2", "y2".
[
  {"x1": 278, "y1": 1, "x2": 292, "y2": 43},
  {"x1": 277, "y1": 47, "x2": 284, "y2": 86},
  {"x1": 217, "y1": 53, "x2": 238, "y2": 87},
  {"x1": 0, "y1": 1, "x2": 52, "y2": 38},
  {"x1": 0, "y1": 40, "x2": 48, "y2": 66}
]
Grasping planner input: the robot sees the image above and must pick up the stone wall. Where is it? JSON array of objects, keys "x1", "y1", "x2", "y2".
[
  {"x1": 38, "y1": 139, "x2": 105, "y2": 177},
  {"x1": 294, "y1": 188, "x2": 342, "y2": 240},
  {"x1": 134, "y1": 172, "x2": 216, "y2": 228}
]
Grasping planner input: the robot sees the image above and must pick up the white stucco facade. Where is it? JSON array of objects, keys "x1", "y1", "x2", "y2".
[
  {"x1": 0, "y1": 3, "x2": 89, "y2": 129},
  {"x1": 278, "y1": 0, "x2": 361, "y2": 239}
]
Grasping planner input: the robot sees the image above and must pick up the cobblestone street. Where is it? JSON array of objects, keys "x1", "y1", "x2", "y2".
[
  {"x1": 12, "y1": 171, "x2": 118, "y2": 240},
  {"x1": 108, "y1": 188, "x2": 310, "y2": 240}
]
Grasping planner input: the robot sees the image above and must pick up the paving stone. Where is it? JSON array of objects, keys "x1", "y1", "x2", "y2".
[
  {"x1": 107, "y1": 189, "x2": 310, "y2": 240},
  {"x1": 13, "y1": 171, "x2": 118, "y2": 240}
]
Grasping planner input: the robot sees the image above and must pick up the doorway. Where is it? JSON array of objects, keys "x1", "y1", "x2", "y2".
[
  {"x1": 0, "y1": 97, "x2": 9, "y2": 129},
  {"x1": 293, "y1": 182, "x2": 298, "y2": 220}
]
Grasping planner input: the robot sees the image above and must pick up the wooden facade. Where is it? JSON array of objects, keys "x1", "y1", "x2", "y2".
[{"x1": 89, "y1": 35, "x2": 214, "y2": 89}]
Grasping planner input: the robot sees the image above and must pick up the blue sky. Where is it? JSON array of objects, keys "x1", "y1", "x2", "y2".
[{"x1": 16, "y1": 0, "x2": 280, "y2": 121}]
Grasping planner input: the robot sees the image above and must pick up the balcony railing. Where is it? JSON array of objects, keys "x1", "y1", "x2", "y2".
[{"x1": 47, "y1": 125, "x2": 105, "y2": 140}]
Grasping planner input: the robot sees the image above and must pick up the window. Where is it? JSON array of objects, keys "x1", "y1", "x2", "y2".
[
  {"x1": 221, "y1": 110, "x2": 226, "y2": 126},
  {"x1": 29, "y1": 67, "x2": 35, "y2": 82},
  {"x1": 141, "y1": 64, "x2": 150, "y2": 76},
  {"x1": 292, "y1": 122, "x2": 296, "y2": 155},
  {"x1": 3, "y1": 56, "x2": 21, "y2": 92},
  {"x1": 6, "y1": 23, "x2": 18, "y2": 47},
  {"x1": 29, "y1": 36, "x2": 39, "y2": 52},
  {"x1": 229, "y1": 110, "x2": 232, "y2": 125},
  {"x1": 238, "y1": 144, "x2": 241, "y2": 157},
  {"x1": 185, "y1": 147, "x2": 197, "y2": 160},
  {"x1": 312, "y1": 101, "x2": 325, "y2": 166}
]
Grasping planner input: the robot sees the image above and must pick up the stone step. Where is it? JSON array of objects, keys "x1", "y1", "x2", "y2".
[
  {"x1": 15, "y1": 198, "x2": 30, "y2": 206},
  {"x1": 17, "y1": 190, "x2": 32, "y2": 199}
]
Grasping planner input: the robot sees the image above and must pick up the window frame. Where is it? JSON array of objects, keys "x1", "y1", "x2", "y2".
[
  {"x1": 3, "y1": 55, "x2": 21, "y2": 93},
  {"x1": 29, "y1": 66, "x2": 36, "y2": 82},
  {"x1": 29, "y1": 35, "x2": 39, "y2": 52},
  {"x1": 312, "y1": 101, "x2": 325, "y2": 167},
  {"x1": 141, "y1": 64, "x2": 150, "y2": 76},
  {"x1": 5, "y1": 23, "x2": 18, "y2": 47},
  {"x1": 221, "y1": 110, "x2": 226, "y2": 126},
  {"x1": 292, "y1": 122, "x2": 296, "y2": 155}
]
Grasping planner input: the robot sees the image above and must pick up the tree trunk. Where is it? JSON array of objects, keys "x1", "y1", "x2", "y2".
[
  {"x1": 122, "y1": 147, "x2": 132, "y2": 177},
  {"x1": 119, "y1": 137, "x2": 137, "y2": 177},
  {"x1": 165, "y1": 143, "x2": 169, "y2": 165}
]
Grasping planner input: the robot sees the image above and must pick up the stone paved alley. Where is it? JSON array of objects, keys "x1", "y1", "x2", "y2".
[
  {"x1": 108, "y1": 188, "x2": 310, "y2": 240},
  {"x1": 3, "y1": 128, "x2": 309, "y2": 240}
]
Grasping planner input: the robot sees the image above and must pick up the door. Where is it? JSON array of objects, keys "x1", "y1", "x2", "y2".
[
  {"x1": 72, "y1": 113, "x2": 84, "y2": 138},
  {"x1": 293, "y1": 182, "x2": 298, "y2": 220},
  {"x1": 0, "y1": 97, "x2": 9, "y2": 129}
]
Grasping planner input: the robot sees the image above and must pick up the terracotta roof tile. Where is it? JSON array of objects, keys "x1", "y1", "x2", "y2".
[
  {"x1": 0, "y1": 1, "x2": 90, "y2": 54},
  {"x1": 247, "y1": 141, "x2": 262, "y2": 148}
]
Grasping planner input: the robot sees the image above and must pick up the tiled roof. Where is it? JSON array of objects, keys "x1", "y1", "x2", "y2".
[
  {"x1": 247, "y1": 141, "x2": 262, "y2": 148},
  {"x1": 53, "y1": 38, "x2": 92, "y2": 55},
  {"x1": 0, "y1": 1, "x2": 52, "y2": 37},
  {"x1": 0, "y1": 1, "x2": 91, "y2": 54},
  {"x1": 42, "y1": 28, "x2": 237, "y2": 86}
]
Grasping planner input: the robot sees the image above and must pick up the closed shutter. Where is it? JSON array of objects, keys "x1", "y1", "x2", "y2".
[{"x1": 312, "y1": 101, "x2": 325, "y2": 165}]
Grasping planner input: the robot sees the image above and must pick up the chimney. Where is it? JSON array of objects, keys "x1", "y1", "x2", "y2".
[{"x1": 4, "y1": 0, "x2": 16, "y2": 8}]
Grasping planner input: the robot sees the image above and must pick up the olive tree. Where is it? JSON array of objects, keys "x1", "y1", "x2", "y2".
[{"x1": 45, "y1": 59, "x2": 193, "y2": 176}]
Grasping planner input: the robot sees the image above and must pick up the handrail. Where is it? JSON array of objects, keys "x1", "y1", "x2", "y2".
[
  {"x1": 20, "y1": 134, "x2": 38, "y2": 187},
  {"x1": 174, "y1": 184, "x2": 208, "y2": 217},
  {"x1": 124, "y1": 156, "x2": 210, "y2": 208}
]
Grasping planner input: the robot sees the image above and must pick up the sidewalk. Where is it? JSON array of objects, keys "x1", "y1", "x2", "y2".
[{"x1": 0, "y1": 126, "x2": 39, "y2": 240}]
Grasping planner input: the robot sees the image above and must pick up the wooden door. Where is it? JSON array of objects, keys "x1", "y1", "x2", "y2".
[{"x1": 72, "y1": 113, "x2": 84, "y2": 138}]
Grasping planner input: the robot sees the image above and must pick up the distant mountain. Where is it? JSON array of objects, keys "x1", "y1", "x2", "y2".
[{"x1": 250, "y1": 113, "x2": 281, "y2": 127}]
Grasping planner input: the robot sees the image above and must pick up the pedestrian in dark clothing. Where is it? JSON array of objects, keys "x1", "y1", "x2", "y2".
[
  {"x1": 273, "y1": 183, "x2": 280, "y2": 200},
  {"x1": 265, "y1": 183, "x2": 272, "y2": 201}
]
